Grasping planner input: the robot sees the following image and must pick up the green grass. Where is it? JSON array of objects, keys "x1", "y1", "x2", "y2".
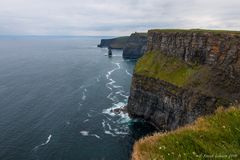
[
  {"x1": 133, "y1": 107, "x2": 240, "y2": 160},
  {"x1": 149, "y1": 29, "x2": 240, "y2": 35},
  {"x1": 135, "y1": 52, "x2": 200, "y2": 87}
]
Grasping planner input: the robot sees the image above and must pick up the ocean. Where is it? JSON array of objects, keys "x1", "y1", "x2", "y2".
[{"x1": 0, "y1": 36, "x2": 155, "y2": 160}]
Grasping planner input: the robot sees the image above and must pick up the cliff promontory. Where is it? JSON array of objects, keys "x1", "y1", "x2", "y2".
[
  {"x1": 97, "y1": 36, "x2": 129, "y2": 49},
  {"x1": 98, "y1": 33, "x2": 147, "y2": 58},
  {"x1": 122, "y1": 33, "x2": 147, "y2": 59},
  {"x1": 127, "y1": 29, "x2": 240, "y2": 131}
]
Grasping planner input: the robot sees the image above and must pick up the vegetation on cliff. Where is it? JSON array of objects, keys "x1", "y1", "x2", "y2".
[
  {"x1": 135, "y1": 51, "x2": 200, "y2": 87},
  {"x1": 132, "y1": 107, "x2": 240, "y2": 160},
  {"x1": 129, "y1": 29, "x2": 240, "y2": 159},
  {"x1": 134, "y1": 51, "x2": 237, "y2": 102},
  {"x1": 149, "y1": 29, "x2": 240, "y2": 35}
]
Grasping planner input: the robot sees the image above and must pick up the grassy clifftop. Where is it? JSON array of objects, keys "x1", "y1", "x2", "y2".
[
  {"x1": 149, "y1": 29, "x2": 240, "y2": 35},
  {"x1": 133, "y1": 107, "x2": 240, "y2": 160},
  {"x1": 135, "y1": 51, "x2": 201, "y2": 87},
  {"x1": 134, "y1": 51, "x2": 237, "y2": 102}
]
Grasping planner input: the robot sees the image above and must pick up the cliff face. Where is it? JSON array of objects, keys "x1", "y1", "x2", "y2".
[
  {"x1": 127, "y1": 29, "x2": 240, "y2": 130},
  {"x1": 97, "y1": 36, "x2": 129, "y2": 49},
  {"x1": 122, "y1": 33, "x2": 147, "y2": 59},
  {"x1": 147, "y1": 30, "x2": 240, "y2": 67},
  {"x1": 128, "y1": 74, "x2": 218, "y2": 130}
]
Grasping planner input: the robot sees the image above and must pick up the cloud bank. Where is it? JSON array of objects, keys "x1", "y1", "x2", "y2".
[{"x1": 0, "y1": 0, "x2": 239, "y2": 35}]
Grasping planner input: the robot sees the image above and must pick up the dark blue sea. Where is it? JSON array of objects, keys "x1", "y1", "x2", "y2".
[{"x1": 0, "y1": 36, "x2": 155, "y2": 160}]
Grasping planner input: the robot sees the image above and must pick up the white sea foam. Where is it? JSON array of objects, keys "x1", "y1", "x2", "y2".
[
  {"x1": 80, "y1": 131, "x2": 89, "y2": 136},
  {"x1": 83, "y1": 119, "x2": 89, "y2": 123},
  {"x1": 104, "y1": 131, "x2": 116, "y2": 137},
  {"x1": 107, "y1": 123, "x2": 113, "y2": 131},
  {"x1": 102, "y1": 102, "x2": 126, "y2": 117},
  {"x1": 107, "y1": 92, "x2": 113, "y2": 99},
  {"x1": 119, "y1": 93, "x2": 128, "y2": 99},
  {"x1": 87, "y1": 113, "x2": 92, "y2": 117},
  {"x1": 102, "y1": 61, "x2": 132, "y2": 137},
  {"x1": 126, "y1": 70, "x2": 133, "y2": 76},
  {"x1": 91, "y1": 134, "x2": 101, "y2": 139},
  {"x1": 115, "y1": 131, "x2": 128, "y2": 135},
  {"x1": 114, "y1": 102, "x2": 126, "y2": 108},
  {"x1": 117, "y1": 112, "x2": 131, "y2": 124},
  {"x1": 102, "y1": 120, "x2": 106, "y2": 128},
  {"x1": 82, "y1": 92, "x2": 86, "y2": 100},
  {"x1": 79, "y1": 85, "x2": 85, "y2": 89},
  {"x1": 106, "y1": 63, "x2": 121, "y2": 80},
  {"x1": 33, "y1": 134, "x2": 52, "y2": 150},
  {"x1": 45, "y1": 135, "x2": 52, "y2": 144},
  {"x1": 112, "y1": 85, "x2": 123, "y2": 89},
  {"x1": 80, "y1": 131, "x2": 101, "y2": 139},
  {"x1": 115, "y1": 91, "x2": 129, "y2": 99},
  {"x1": 115, "y1": 90, "x2": 124, "y2": 94},
  {"x1": 106, "y1": 92, "x2": 119, "y2": 102}
]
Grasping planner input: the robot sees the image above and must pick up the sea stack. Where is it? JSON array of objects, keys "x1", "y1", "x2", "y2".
[{"x1": 108, "y1": 47, "x2": 112, "y2": 56}]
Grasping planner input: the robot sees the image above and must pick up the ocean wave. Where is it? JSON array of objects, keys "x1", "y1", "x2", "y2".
[
  {"x1": 83, "y1": 119, "x2": 89, "y2": 123},
  {"x1": 87, "y1": 113, "x2": 92, "y2": 117},
  {"x1": 102, "y1": 61, "x2": 132, "y2": 137},
  {"x1": 33, "y1": 134, "x2": 52, "y2": 151},
  {"x1": 104, "y1": 131, "x2": 116, "y2": 137},
  {"x1": 80, "y1": 131, "x2": 101, "y2": 139},
  {"x1": 106, "y1": 63, "x2": 121, "y2": 80},
  {"x1": 82, "y1": 91, "x2": 86, "y2": 101},
  {"x1": 91, "y1": 134, "x2": 101, "y2": 139},
  {"x1": 80, "y1": 131, "x2": 89, "y2": 136},
  {"x1": 102, "y1": 103, "x2": 122, "y2": 117},
  {"x1": 126, "y1": 69, "x2": 133, "y2": 76}
]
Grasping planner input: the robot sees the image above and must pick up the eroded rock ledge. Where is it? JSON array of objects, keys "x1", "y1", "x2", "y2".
[{"x1": 127, "y1": 29, "x2": 240, "y2": 131}]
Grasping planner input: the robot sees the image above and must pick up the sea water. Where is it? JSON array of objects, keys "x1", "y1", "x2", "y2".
[{"x1": 0, "y1": 36, "x2": 155, "y2": 160}]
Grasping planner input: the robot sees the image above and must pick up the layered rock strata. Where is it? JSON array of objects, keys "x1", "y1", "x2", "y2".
[
  {"x1": 127, "y1": 29, "x2": 240, "y2": 130},
  {"x1": 123, "y1": 33, "x2": 147, "y2": 59}
]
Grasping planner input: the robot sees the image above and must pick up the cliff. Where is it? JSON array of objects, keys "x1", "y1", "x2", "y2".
[
  {"x1": 127, "y1": 29, "x2": 240, "y2": 131},
  {"x1": 122, "y1": 33, "x2": 147, "y2": 59},
  {"x1": 132, "y1": 107, "x2": 240, "y2": 160},
  {"x1": 97, "y1": 36, "x2": 129, "y2": 49}
]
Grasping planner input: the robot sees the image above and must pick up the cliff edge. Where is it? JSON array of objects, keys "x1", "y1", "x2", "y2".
[
  {"x1": 127, "y1": 29, "x2": 240, "y2": 130},
  {"x1": 132, "y1": 107, "x2": 240, "y2": 160},
  {"x1": 122, "y1": 32, "x2": 147, "y2": 59},
  {"x1": 97, "y1": 36, "x2": 129, "y2": 49}
]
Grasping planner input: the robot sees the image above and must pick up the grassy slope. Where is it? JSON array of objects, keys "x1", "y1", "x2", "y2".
[
  {"x1": 135, "y1": 51, "x2": 200, "y2": 87},
  {"x1": 133, "y1": 107, "x2": 240, "y2": 160},
  {"x1": 135, "y1": 51, "x2": 235, "y2": 105}
]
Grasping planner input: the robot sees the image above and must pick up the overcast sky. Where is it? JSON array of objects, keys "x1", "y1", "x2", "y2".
[{"x1": 0, "y1": 0, "x2": 240, "y2": 36}]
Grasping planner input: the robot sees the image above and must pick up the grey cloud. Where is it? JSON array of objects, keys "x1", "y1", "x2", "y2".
[{"x1": 0, "y1": 0, "x2": 239, "y2": 35}]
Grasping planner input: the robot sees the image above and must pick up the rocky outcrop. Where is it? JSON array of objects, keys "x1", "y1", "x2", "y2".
[
  {"x1": 97, "y1": 36, "x2": 129, "y2": 49},
  {"x1": 127, "y1": 29, "x2": 240, "y2": 131},
  {"x1": 147, "y1": 29, "x2": 240, "y2": 67},
  {"x1": 98, "y1": 33, "x2": 147, "y2": 59},
  {"x1": 128, "y1": 74, "x2": 218, "y2": 130},
  {"x1": 123, "y1": 33, "x2": 147, "y2": 59}
]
